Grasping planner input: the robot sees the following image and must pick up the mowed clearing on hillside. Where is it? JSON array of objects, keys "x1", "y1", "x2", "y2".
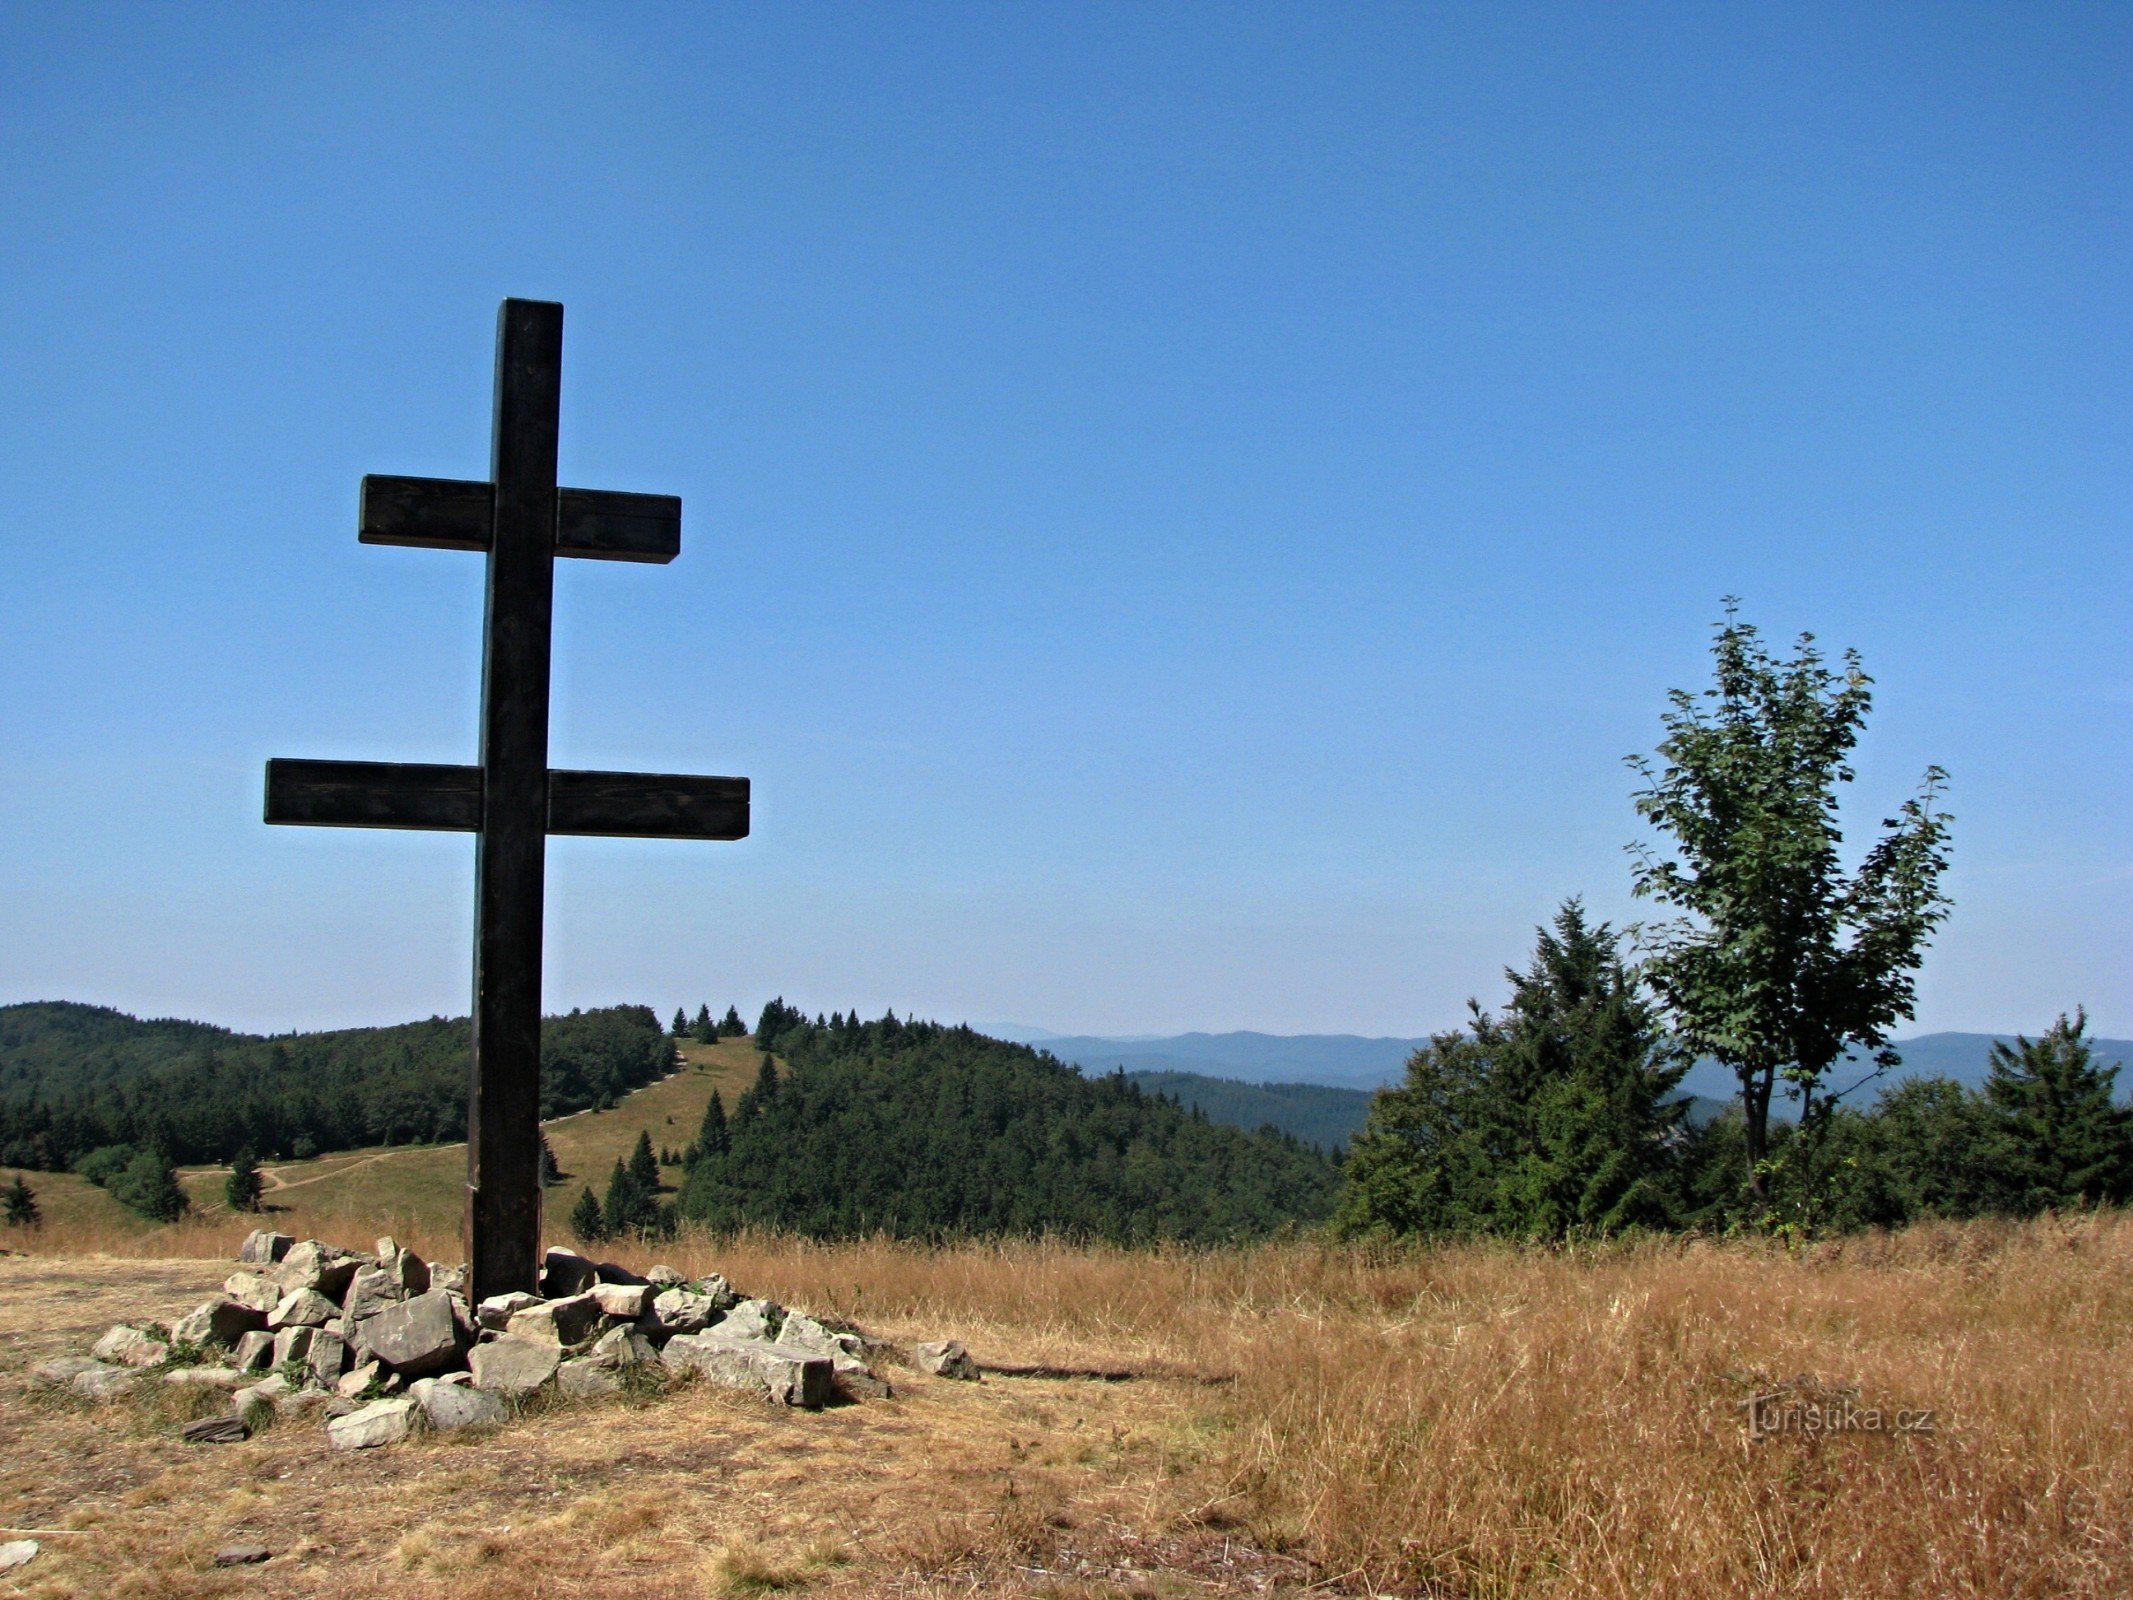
[
  {"x1": 23, "y1": 1036, "x2": 760, "y2": 1251},
  {"x1": 3, "y1": 1214, "x2": 2131, "y2": 1597}
]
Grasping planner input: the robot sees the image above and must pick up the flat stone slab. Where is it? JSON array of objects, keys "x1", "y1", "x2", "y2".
[
  {"x1": 181, "y1": 1415, "x2": 252, "y2": 1444},
  {"x1": 661, "y1": 1334, "x2": 833, "y2": 1409},
  {"x1": 164, "y1": 1366, "x2": 246, "y2": 1390},
  {"x1": 410, "y1": 1378, "x2": 506, "y2": 1431},
  {"x1": 326, "y1": 1396, "x2": 416, "y2": 1450},
  {"x1": 174, "y1": 1298, "x2": 268, "y2": 1348},
  {"x1": 556, "y1": 1358, "x2": 625, "y2": 1399},
  {"x1": 71, "y1": 1363, "x2": 144, "y2": 1402},
  {"x1": 588, "y1": 1281, "x2": 653, "y2": 1319},
  {"x1": 469, "y1": 1335, "x2": 560, "y2": 1396},
  {"x1": 505, "y1": 1292, "x2": 602, "y2": 1347},
  {"x1": 91, "y1": 1325, "x2": 169, "y2": 1368},
  {"x1": 477, "y1": 1290, "x2": 544, "y2": 1331},
  {"x1": 359, "y1": 1290, "x2": 462, "y2": 1377}
]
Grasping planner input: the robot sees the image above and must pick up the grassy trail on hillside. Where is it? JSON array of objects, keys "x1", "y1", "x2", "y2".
[{"x1": 22, "y1": 1036, "x2": 762, "y2": 1256}]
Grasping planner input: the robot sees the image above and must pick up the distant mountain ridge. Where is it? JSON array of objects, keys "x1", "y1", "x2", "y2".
[{"x1": 1041, "y1": 1027, "x2": 2133, "y2": 1108}]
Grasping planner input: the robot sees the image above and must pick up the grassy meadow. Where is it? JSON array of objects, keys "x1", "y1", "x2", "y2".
[{"x1": 5, "y1": 1151, "x2": 2131, "y2": 1595}]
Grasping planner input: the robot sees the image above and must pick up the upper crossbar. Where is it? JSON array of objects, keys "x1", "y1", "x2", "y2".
[{"x1": 360, "y1": 475, "x2": 681, "y2": 563}]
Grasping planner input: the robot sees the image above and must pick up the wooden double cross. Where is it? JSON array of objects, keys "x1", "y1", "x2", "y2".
[{"x1": 266, "y1": 299, "x2": 746, "y2": 1299}]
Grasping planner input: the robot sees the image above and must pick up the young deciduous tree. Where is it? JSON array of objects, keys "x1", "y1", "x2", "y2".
[
  {"x1": 224, "y1": 1148, "x2": 263, "y2": 1213},
  {"x1": 3, "y1": 1173, "x2": 39, "y2": 1227},
  {"x1": 1628, "y1": 606, "x2": 1952, "y2": 1212}
]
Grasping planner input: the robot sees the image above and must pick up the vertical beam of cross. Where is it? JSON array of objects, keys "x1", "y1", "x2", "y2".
[
  {"x1": 470, "y1": 300, "x2": 563, "y2": 1300},
  {"x1": 264, "y1": 298, "x2": 749, "y2": 1301}
]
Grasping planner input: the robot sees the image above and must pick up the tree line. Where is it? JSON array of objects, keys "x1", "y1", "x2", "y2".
[
  {"x1": 1338, "y1": 606, "x2": 2125, "y2": 1240},
  {"x1": 0, "y1": 1002, "x2": 674, "y2": 1219},
  {"x1": 587, "y1": 1000, "x2": 1341, "y2": 1244}
]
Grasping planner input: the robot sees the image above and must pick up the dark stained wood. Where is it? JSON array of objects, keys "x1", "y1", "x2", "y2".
[
  {"x1": 467, "y1": 297, "x2": 563, "y2": 1303},
  {"x1": 264, "y1": 759, "x2": 482, "y2": 830},
  {"x1": 548, "y1": 770, "x2": 749, "y2": 839},
  {"x1": 359, "y1": 476, "x2": 492, "y2": 552},
  {"x1": 556, "y1": 487, "x2": 682, "y2": 563},
  {"x1": 361, "y1": 475, "x2": 680, "y2": 563},
  {"x1": 264, "y1": 297, "x2": 747, "y2": 1301}
]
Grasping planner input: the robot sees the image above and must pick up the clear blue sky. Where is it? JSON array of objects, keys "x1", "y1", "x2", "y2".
[{"x1": 1, "y1": 3, "x2": 2125, "y2": 1039}]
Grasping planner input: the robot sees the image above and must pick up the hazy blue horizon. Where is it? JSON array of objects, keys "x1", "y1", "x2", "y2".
[{"x1": 3, "y1": 5, "x2": 2125, "y2": 1039}]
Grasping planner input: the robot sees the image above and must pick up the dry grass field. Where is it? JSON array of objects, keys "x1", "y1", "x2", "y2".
[{"x1": 2, "y1": 1208, "x2": 2128, "y2": 1598}]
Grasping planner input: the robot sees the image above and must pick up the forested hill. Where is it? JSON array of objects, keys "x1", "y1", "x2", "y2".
[
  {"x1": 674, "y1": 1003, "x2": 1341, "y2": 1242},
  {"x1": 1122, "y1": 1070, "x2": 1374, "y2": 1152},
  {"x1": 0, "y1": 1000, "x2": 671, "y2": 1171}
]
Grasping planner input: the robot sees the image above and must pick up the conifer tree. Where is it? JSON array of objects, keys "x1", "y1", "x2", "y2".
[
  {"x1": 628, "y1": 1129, "x2": 660, "y2": 1193},
  {"x1": 569, "y1": 1186, "x2": 606, "y2": 1242},
  {"x1": 604, "y1": 1157, "x2": 654, "y2": 1234},
  {"x1": 539, "y1": 1133, "x2": 562, "y2": 1186},
  {"x1": 692, "y1": 1090, "x2": 730, "y2": 1163},
  {"x1": 692, "y1": 1004, "x2": 715, "y2": 1044},
  {"x1": 1981, "y1": 1011, "x2": 2130, "y2": 1210},
  {"x1": 719, "y1": 1005, "x2": 746, "y2": 1038},
  {"x1": 3, "y1": 1173, "x2": 38, "y2": 1227},
  {"x1": 671, "y1": 1007, "x2": 689, "y2": 1035},
  {"x1": 1335, "y1": 903, "x2": 1684, "y2": 1240},
  {"x1": 224, "y1": 1148, "x2": 263, "y2": 1213},
  {"x1": 113, "y1": 1149, "x2": 188, "y2": 1223}
]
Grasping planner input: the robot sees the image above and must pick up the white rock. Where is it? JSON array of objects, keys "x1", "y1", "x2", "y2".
[
  {"x1": 163, "y1": 1366, "x2": 246, "y2": 1389},
  {"x1": 0, "y1": 1540, "x2": 37, "y2": 1571},
  {"x1": 415, "y1": 1381, "x2": 505, "y2": 1431},
  {"x1": 660, "y1": 1334, "x2": 832, "y2": 1408},
  {"x1": 236, "y1": 1229, "x2": 293, "y2": 1264},
  {"x1": 235, "y1": 1374, "x2": 293, "y2": 1410},
  {"x1": 70, "y1": 1363, "x2": 142, "y2": 1402},
  {"x1": 589, "y1": 1281, "x2": 653, "y2": 1319},
  {"x1": 714, "y1": 1298, "x2": 779, "y2": 1342},
  {"x1": 915, "y1": 1339, "x2": 979, "y2": 1379},
  {"x1": 91, "y1": 1325, "x2": 169, "y2": 1368},
  {"x1": 469, "y1": 1335, "x2": 560, "y2": 1396},
  {"x1": 232, "y1": 1330, "x2": 277, "y2": 1371},
  {"x1": 505, "y1": 1292, "x2": 602, "y2": 1347},
  {"x1": 222, "y1": 1271, "x2": 282, "y2": 1313},
  {"x1": 326, "y1": 1396, "x2": 416, "y2": 1450},
  {"x1": 556, "y1": 1358, "x2": 624, "y2": 1399},
  {"x1": 476, "y1": 1290, "x2": 544, "y2": 1331},
  {"x1": 590, "y1": 1325, "x2": 659, "y2": 1369}
]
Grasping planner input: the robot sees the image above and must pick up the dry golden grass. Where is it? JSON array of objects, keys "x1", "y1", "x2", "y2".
[{"x1": 2, "y1": 1215, "x2": 2128, "y2": 1596}]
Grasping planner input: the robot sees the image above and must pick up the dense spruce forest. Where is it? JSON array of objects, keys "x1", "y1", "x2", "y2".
[
  {"x1": 668, "y1": 1001, "x2": 1340, "y2": 1242},
  {"x1": 1121, "y1": 1070, "x2": 1373, "y2": 1152},
  {"x1": 0, "y1": 1000, "x2": 672, "y2": 1173}
]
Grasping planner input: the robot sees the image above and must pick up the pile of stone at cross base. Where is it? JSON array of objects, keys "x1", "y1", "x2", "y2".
[{"x1": 35, "y1": 1229, "x2": 982, "y2": 1451}]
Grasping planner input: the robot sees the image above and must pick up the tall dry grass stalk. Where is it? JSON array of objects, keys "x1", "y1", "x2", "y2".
[{"x1": 12, "y1": 1212, "x2": 2127, "y2": 1595}]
